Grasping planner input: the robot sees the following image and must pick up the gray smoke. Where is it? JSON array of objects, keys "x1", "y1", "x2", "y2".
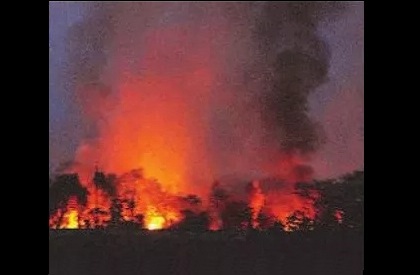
[
  {"x1": 58, "y1": 2, "x2": 347, "y2": 184},
  {"x1": 251, "y1": 2, "x2": 346, "y2": 155}
]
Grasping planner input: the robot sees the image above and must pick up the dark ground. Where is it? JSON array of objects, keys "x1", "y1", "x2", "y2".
[{"x1": 49, "y1": 229, "x2": 364, "y2": 275}]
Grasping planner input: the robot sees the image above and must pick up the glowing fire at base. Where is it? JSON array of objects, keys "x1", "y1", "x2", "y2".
[
  {"x1": 54, "y1": 196, "x2": 80, "y2": 229},
  {"x1": 146, "y1": 216, "x2": 165, "y2": 230},
  {"x1": 144, "y1": 206, "x2": 168, "y2": 230},
  {"x1": 64, "y1": 210, "x2": 79, "y2": 229},
  {"x1": 49, "y1": 163, "x2": 318, "y2": 231}
]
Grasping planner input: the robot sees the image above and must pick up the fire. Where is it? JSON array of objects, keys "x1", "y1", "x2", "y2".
[
  {"x1": 49, "y1": 14, "x2": 319, "y2": 232},
  {"x1": 61, "y1": 196, "x2": 79, "y2": 229},
  {"x1": 64, "y1": 210, "x2": 79, "y2": 229},
  {"x1": 50, "y1": 196, "x2": 80, "y2": 229},
  {"x1": 259, "y1": 154, "x2": 316, "y2": 225},
  {"x1": 208, "y1": 217, "x2": 222, "y2": 231},
  {"x1": 49, "y1": 154, "x2": 318, "y2": 231},
  {"x1": 335, "y1": 210, "x2": 344, "y2": 224},
  {"x1": 249, "y1": 180, "x2": 265, "y2": 228},
  {"x1": 143, "y1": 206, "x2": 173, "y2": 230},
  {"x1": 146, "y1": 216, "x2": 166, "y2": 230},
  {"x1": 71, "y1": 23, "x2": 218, "y2": 198}
]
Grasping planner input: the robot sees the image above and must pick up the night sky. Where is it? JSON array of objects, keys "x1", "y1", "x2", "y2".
[{"x1": 49, "y1": 2, "x2": 363, "y2": 180}]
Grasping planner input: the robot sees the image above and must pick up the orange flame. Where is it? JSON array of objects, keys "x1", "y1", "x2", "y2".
[
  {"x1": 50, "y1": 196, "x2": 80, "y2": 229},
  {"x1": 50, "y1": 18, "x2": 318, "y2": 232},
  {"x1": 145, "y1": 215, "x2": 165, "y2": 231},
  {"x1": 249, "y1": 180, "x2": 265, "y2": 228}
]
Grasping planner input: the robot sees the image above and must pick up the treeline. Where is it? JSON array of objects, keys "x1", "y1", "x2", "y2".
[{"x1": 49, "y1": 170, "x2": 364, "y2": 232}]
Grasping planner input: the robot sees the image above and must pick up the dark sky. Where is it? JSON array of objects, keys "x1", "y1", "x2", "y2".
[{"x1": 49, "y1": 2, "x2": 363, "y2": 180}]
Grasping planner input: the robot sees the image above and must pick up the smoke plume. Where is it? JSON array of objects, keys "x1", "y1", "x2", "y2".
[
  {"x1": 60, "y1": 2, "x2": 347, "y2": 194},
  {"x1": 246, "y1": 2, "x2": 346, "y2": 182}
]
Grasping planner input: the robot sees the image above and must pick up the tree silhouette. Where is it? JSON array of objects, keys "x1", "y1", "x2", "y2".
[
  {"x1": 93, "y1": 170, "x2": 117, "y2": 196},
  {"x1": 221, "y1": 201, "x2": 252, "y2": 230},
  {"x1": 88, "y1": 207, "x2": 109, "y2": 229},
  {"x1": 126, "y1": 199, "x2": 136, "y2": 220},
  {"x1": 294, "y1": 170, "x2": 364, "y2": 231},
  {"x1": 286, "y1": 210, "x2": 314, "y2": 231},
  {"x1": 256, "y1": 212, "x2": 276, "y2": 230},
  {"x1": 210, "y1": 181, "x2": 229, "y2": 210},
  {"x1": 270, "y1": 220, "x2": 285, "y2": 232},
  {"x1": 177, "y1": 210, "x2": 209, "y2": 232},
  {"x1": 134, "y1": 214, "x2": 144, "y2": 228},
  {"x1": 49, "y1": 173, "x2": 88, "y2": 227},
  {"x1": 110, "y1": 198, "x2": 123, "y2": 227}
]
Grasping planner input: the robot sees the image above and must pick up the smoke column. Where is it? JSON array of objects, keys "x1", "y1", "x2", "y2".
[
  {"x1": 58, "y1": 2, "x2": 349, "y2": 197},
  {"x1": 245, "y1": 2, "x2": 346, "y2": 182}
]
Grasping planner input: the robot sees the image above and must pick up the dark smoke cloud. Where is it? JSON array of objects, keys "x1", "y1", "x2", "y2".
[
  {"x1": 251, "y1": 2, "x2": 346, "y2": 155},
  {"x1": 263, "y1": 50, "x2": 328, "y2": 153}
]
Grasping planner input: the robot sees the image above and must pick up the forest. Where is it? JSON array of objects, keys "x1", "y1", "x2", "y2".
[{"x1": 49, "y1": 171, "x2": 364, "y2": 275}]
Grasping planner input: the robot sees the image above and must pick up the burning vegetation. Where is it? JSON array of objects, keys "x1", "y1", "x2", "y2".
[
  {"x1": 49, "y1": 2, "x2": 362, "y2": 233},
  {"x1": 49, "y1": 167, "x2": 363, "y2": 232}
]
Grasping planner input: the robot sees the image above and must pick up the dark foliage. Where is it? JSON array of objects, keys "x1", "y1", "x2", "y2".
[
  {"x1": 49, "y1": 174, "x2": 88, "y2": 216},
  {"x1": 221, "y1": 201, "x2": 252, "y2": 230},
  {"x1": 294, "y1": 170, "x2": 364, "y2": 231},
  {"x1": 49, "y1": 170, "x2": 364, "y2": 274},
  {"x1": 109, "y1": 198, "x2": 123, "y2": 226},
  {"x1": 175, "y1": 210, "x2": 210, "y2": 232},
  {"x1": 256, "y1": 212, "x2": 277, "y2": 230},
  {"x1": 93, "y1": 170, "x2": 117, "y2": 196},
  {"x1": 286, "y1": 210, "x2": 314, "y2": 231}
]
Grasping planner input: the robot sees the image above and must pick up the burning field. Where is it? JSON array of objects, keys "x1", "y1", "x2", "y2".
[{"x1": 49, "y1": 2, "x2": 363, "y2": 274}]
